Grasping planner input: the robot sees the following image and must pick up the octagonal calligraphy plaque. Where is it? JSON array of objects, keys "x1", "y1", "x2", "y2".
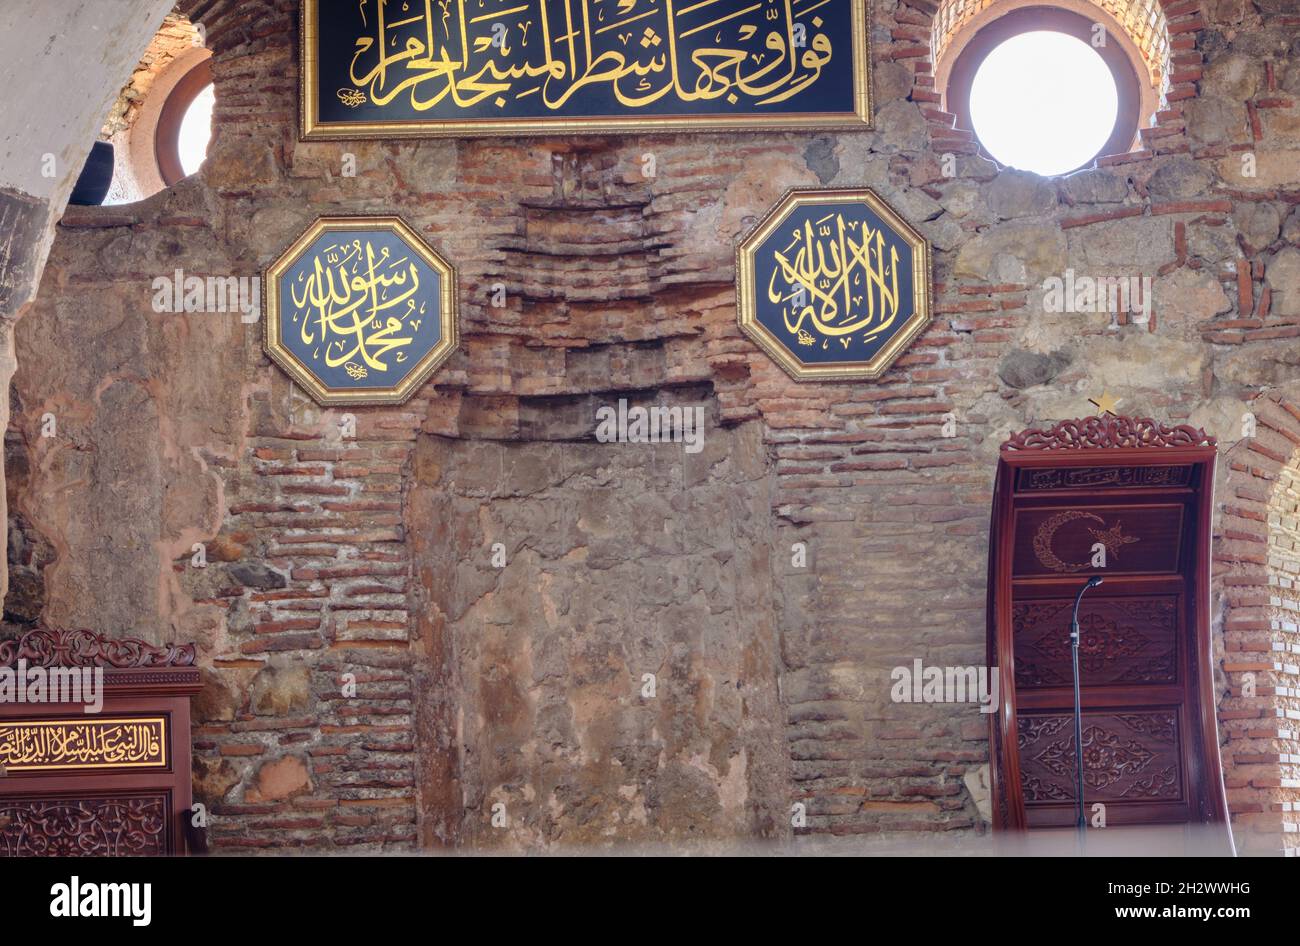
[
  {"x1": 737, "y1": 187, "x2": 932, "y2": 381},
  {"x1": 264, "y1": 216, "x2": 458, "y2": 406}
]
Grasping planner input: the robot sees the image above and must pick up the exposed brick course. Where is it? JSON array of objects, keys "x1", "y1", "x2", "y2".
[{"x1": 1, "y1": 0, "x2": 1297, "y2": 853}]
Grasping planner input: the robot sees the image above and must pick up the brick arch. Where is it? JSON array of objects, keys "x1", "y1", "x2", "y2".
[
  {"x1": 892, "y1": 0, "x2": 1206, "y2": 162},
  {"x1": 1217, "y1": 388, "x2": 1300, "y2": 856},
  {"x1": 172, "y1": 0, "x2": 292, "y2": 76},
  {"x1": 101, "y1": 12, "x2": 210, "y2": 204},
  {"x1": 933, "y1": 0, "x2": 1172, "y2": 91}
]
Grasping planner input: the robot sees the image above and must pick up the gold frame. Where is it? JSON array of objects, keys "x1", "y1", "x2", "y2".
[
  {"x1": 0, "y1": 716, "x2": 168, "y2": 772},
  {"x1": 299, "y1": 0, "x2": 873, "y2": 139},
  {"x1": 735, "y1": 187, "x2": 933, "y2": 382},
  {"x1": 263, "y1": 215, "x2": 459, "y2": 407}
]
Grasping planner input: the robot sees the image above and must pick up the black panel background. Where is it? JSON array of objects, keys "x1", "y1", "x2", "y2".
[{"x1": 313, "y1": 0, "x2": 862, "y2": 125}]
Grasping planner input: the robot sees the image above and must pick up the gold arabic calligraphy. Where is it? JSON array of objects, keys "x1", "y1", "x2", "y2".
[
  {"x1": 344, "y1": 0, "x2": 839, "y2": 114},
  {"x1": 769, "y1": 211, "x2": 903, "y2": 350},
  {"x1": 290, "y1": 238, "x2": 429, "y2": 376},
  {"x1": 0, "y1": 718, "x2": 166, "y2": 771}
]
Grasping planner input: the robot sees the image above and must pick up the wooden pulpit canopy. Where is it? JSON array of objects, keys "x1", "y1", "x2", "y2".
[
  {"x1": 0, "y1": 628, "x2": 201, "y2": 856},
  {"x1": 986, "y1": 416, "x2": 1233, "y2": 852}
]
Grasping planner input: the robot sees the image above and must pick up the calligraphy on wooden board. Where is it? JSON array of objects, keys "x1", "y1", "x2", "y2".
[
  {"x1": 0, "y1": 718, "x2": 167, "y2": 772},
  {"x1": 300, "y1": 0, "x2": 872, "y2": 137}
]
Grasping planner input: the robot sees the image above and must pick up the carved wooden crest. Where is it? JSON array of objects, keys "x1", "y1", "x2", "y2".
[
  {"x1": 0, "y1": 628, "x2": 195, "y2": 669},
  {"x1": 1002, "y1": 414, "x2": 1216, "y2": 452}
]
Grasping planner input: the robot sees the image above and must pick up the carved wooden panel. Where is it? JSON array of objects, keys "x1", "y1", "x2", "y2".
[
  {"x1": 1017, "y1": 711, "x2": 1183, "y2": 804},
  {"x1": 1002, "y1": 415, "x2": 1215, "y2": 452},
  {"x1": 987, "y1": 421, "x2": 1230, "y2": 845},
  {"x1": 1013, "y1": 595, "x2": 1178, "y2": 689},
  {"x1": 1012, "y1": 505, "x2": 1184, "y2": 576},
  {"x1": 1015, "y1": 464, "x2": 1192, "y2": 492},
  {"x1": 0, "y1": 629, "x2": 200, "y2": 856},
  {"x1": 0, "y1": 793, "x2": 169, "y2": 856}
]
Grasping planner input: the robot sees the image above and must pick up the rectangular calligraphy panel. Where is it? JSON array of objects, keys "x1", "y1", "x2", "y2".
[
  {"x1": 0, "y1": 717, "x2": 168, "y2": 772},
  {"x1": 1014, "y1": 465, "x2": 1195, "y2": 492},
  {"x1": 302, "y1": 0, "x2": 871, "y2": 137}
]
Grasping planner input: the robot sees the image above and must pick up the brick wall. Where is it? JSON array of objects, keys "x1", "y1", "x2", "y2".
[
  {"x1": 3, "y1": 0, "x2": 1300, "y2": 852},
  {"x1": 1218, "y1": 391, "x2": 1300, "y2": 855}
]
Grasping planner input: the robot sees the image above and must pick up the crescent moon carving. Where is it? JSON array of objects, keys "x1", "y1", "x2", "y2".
[{"x1": 1032, "y1": 510, "x2": 1104, "y2": 573}]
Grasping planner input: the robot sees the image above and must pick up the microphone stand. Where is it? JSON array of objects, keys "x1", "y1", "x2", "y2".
[{"x1": 1070, "y1": 576, "x2": 1103, "y2": 853}]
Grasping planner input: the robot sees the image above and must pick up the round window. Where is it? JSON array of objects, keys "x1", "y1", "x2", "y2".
[
  {"x1": 945, "y1": 8, "x2": 1144, "y2": 177},
  {"x1": 156, "y1": 59, "x2": 214, "y2": 186},
  {"x1": 176, "y1": 83, "x2": 215, "y2": 178},
  {"x1": 969, "y1": 31, "x2": 1118, "y2": 176}
]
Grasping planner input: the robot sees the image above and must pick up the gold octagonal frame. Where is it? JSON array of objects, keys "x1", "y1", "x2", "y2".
[
  {"x1": 736, "y1": 187, "x2": 932, "y2": 382},
  {"x1": 263, "y1": 215, "x2": 459, "y2": 407}
]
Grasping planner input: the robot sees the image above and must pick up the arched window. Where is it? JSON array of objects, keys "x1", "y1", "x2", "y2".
[
  {"x1": 934, "y1": 0, "x2": 1169, "y2": 176},
  {"x1": 99, "y1": 13, "x2": 214, "y2": 205},
  {"x1": 155, "y1": 58, "x2": 214, "y2": 187}
]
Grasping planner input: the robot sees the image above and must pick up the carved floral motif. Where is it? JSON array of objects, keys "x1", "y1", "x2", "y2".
[
  {"x1": 1013, "y1": 597, "x2": 1177, "y2": 688},
  {"x1": 1003, "y1": 415, "x2": 1216, "y2": 452},
  {"x1": 0, "y1": 796, "x2": 167, "y2": 856},
  {"x1": 1018, "y1": 712, "x2": 1181, "y2": 801},
  {"x1": 0, "y1": 628, "x2": 195, "y2": 669}
]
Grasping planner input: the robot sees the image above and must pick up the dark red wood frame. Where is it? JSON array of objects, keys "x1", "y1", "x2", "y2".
[
  {"x1": 0, "y1": 629, "x2": 201, "y2": 856},
  {"x1": 986, "y1": 417, "x2": 1233, "y2": 851}
]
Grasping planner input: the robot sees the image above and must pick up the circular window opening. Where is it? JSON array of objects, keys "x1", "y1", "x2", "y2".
[
  {"x1": 970, "y1": 31, "x2": 1118, "y2": 177},
  {"x1": 177, "y1": 83, "x2": 215, "y2": 177},
  {"x1": 945, "y1": 8, "x2": 1144, "y2": 177},
  {"x1": 156, "y1": 59, "x2": 214, "y2": 186}
]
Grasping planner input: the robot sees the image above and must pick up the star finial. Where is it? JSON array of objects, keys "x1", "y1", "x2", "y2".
[{"x1": 1089, "y1": 391, "x2": 1121, "y2": 416}]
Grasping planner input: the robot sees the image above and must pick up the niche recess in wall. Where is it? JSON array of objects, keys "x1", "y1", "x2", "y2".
[{"x1": 100, "y1": 12, "x2": 213, "y2": 204}]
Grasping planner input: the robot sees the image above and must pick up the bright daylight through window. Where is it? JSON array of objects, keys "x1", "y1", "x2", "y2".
[
  {"x1": 968, "y1": 30, "x2": 1119, "y2": 177},
  {"x1": 177, "y1": 82, "x2": 215, "y2": 178}
]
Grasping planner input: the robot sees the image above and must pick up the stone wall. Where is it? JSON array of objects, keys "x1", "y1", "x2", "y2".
[
  {"x1": 4, "y1": 0, "x2": 1300, "y2": 852},
  {"x1": 410, "y1": 405, "x2": 786, "y2": 847},
  {"x1": 0, "y1": 0, "x2": 178, "y2": 606}
]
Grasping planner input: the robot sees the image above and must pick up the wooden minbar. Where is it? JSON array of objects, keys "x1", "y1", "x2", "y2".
[
  {"x1": 986, "y1": 415, "x2": 1233, "y2": 853},
  {"x1": 0, "y1": 628, "x2": 201, "y2": 856}
]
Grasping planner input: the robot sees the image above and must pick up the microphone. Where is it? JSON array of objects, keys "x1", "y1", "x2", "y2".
[{"x1": 1070, "y1": 574, "x2": 1105, "y2": 849}]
